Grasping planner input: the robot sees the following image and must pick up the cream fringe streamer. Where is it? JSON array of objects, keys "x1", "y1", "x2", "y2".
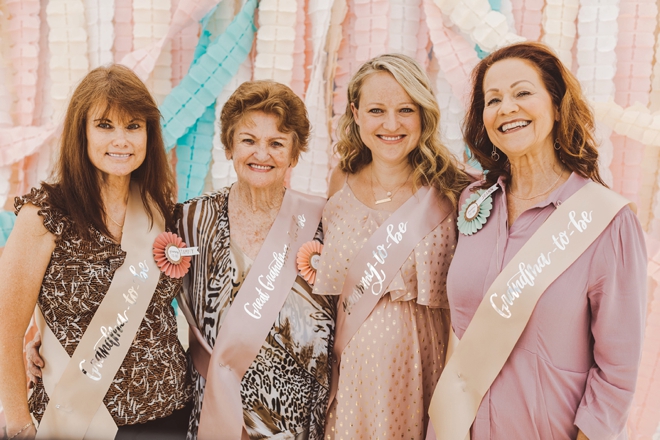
[
  {"x1": 47, "y1": 0, "x2": 89, "y2": 124},
  {"x1": 84, "y1": 0, "x2": 114, "y2": 69},
  {"x1": 291, "y1": 0, "x2": 308, "y2": 97},
  {"x1": 254, "y1": 0, "x2": 298, "y2": 85},
  {"x1": 432, "y1": 0, "x2": 524, "y2": 53},
  {"x1": 133, "y1": 0, "x2": 172, "y2": 105},
  {"x1": 389, "y1": 0, "x2": 422, "y2": 59},
  {"x1": 541, "y1": 0, "x2": 578, "y2": 69},
  {"x1": 290, "y1": 0, "x2": 335, "y2": 195}
]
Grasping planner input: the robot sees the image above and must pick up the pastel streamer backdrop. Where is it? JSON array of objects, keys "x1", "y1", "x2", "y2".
[{"x1": 0, "y1": 0, "x2": 659, "y2": 436}]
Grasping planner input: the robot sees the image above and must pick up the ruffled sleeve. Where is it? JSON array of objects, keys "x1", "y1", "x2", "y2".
[{"x1": 14, "y1": 187, "x2": 68, "y2": 237}]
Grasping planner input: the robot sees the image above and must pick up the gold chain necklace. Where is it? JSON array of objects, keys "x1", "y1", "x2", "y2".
[
  {"x1": 371, "y1": 166, "x2": 412, "y2": 205},
  {"x1": 508, "y1": 170, "x2": 564, "y2": 201},
  {"x1": 106, "y1": 211, "x2": 125, "y2": 228}
]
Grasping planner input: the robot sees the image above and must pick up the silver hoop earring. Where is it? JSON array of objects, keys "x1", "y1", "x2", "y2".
[
  {"x1": 554, "y1": 139, "x2": 561, "y2": 151},
  {"x1": 491, "y1": 145, "x2": 500, "y2": 161}
]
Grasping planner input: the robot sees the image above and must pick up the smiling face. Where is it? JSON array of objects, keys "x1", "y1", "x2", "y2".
[
  {"x1": 482, "y1": 58, "x2": 558, "y2": 160},
  {"x1": 86, "y1": 106, "x2": 147, "y2": 183},
  {"x1": 228, "y1": 111, "x2": 295, "y2": 190},
  {"x1": 351, "y1": 71, "x2": 421, "y2": 167}
]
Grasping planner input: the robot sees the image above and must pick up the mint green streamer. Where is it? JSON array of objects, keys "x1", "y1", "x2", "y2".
[
  {"x1": 160, "y1": 0, "x2": 256, "y2": 151},
  {"x1": 0, "y1": 210, "x2": 16, "y2": 247}
]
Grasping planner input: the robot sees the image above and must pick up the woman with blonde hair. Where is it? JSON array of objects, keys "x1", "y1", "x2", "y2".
[{"x1": 314, "y1": 53, "x2": 470, "y2": 439}]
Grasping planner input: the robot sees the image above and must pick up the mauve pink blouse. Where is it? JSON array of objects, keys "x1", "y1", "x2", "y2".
[{"x1": 447, "y1": 173, "x2": 647, "y2": 440}]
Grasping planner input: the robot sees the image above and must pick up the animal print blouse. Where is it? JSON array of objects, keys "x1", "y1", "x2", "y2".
[
  {"x1": 176, "y1": 187, "x2": 335, "y2": 440},
  {"x1": 16, "y1": 187, "x2": 192, "y2": 426}
]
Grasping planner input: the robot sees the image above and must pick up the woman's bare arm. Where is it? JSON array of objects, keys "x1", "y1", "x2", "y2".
[{"x1": 0, "y1": 204, "x2": 55, "y2": 437}]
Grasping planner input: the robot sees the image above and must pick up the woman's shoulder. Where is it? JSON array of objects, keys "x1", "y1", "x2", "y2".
[
  {"x1": 14, "y1": 185, "x2": 68, "y2": 237},
  {"x1": 180, "y1": 186, "x2": 230, "y2": 207}
]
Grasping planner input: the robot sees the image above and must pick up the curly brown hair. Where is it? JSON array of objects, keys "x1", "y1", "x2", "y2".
[
  {"x1": 464, "y1": 42, "x2": 605, "y2": 189},
  {"x1": 43, "y1": 64, "x2": 176, "y2": 240},
  {"x1": 220, "y1": 80, "x2": 310, "y2": 164},
  {"x1": 335, "y1": 53, "x2": 470, "y2": 208}
]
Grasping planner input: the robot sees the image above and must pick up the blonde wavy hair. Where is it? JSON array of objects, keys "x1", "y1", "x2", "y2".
[{"x1": 335, "y1": 53, "x2": 470, "y2": 208}]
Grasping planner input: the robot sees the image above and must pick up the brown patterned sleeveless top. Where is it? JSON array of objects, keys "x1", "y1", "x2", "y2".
[{"x1": 15, "y1": 187, "x2": 192, "y2": 426}]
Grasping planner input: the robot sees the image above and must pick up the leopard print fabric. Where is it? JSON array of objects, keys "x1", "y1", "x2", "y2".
[{"x1": 176, "y1": 188, "x2": 335, "y2": 440}]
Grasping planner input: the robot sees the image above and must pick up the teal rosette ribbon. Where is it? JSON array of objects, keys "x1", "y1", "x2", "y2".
[{"x1": 457, "y1": 187, "x2": 496, "y2": 236}]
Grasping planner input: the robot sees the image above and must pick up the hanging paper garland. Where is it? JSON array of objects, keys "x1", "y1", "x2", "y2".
[
  {"x1": 132, "y1": 0, "x2": 172, "y2": 104},
  {"x1": 174, "y1": 6, "x2": 222, "y2": 202},
  {"x1": 170, "y1": 0, "x2": 200, "y2": 88},
  {"x1": 0, "y1": 2, "x2": 14, "y2": 128},
  {"x1": 46, "y1": 0, "x2": 89, "y2": 124},
  {"x1": 331, "y1": 0, "x2": 356, "y2": 131},
  {"x1": 160, "y1": 0, "x2": 257, "y2": 151},
  {"x1": 209, "y1": 0, "x2": 244, "y2": 191},
  {"x1": 509, "y1": 0, "x2": 544, "y2": 41},
  {"x1": 423, "y1": 0, "x2": 479, "y2": 106},
  {"x1": 253, "y1": 0, "x2": 298, "y2": 86},
  {"x1": 290, "y1": 0, "x2": 335, "y2": 196},
  {"x1": 432, "y1": 0, "x2": 524, "y2": 54},
  {"x1": 353, "y1": 0, "x2": 389, "y2": 63},
  {"x1": 389, "y1": 0, "x2": 422, "y2": 59},
  {"x1": 541, "y1": 0, "x2": 578, "y2": 69},
  {"x1": 6, "y1": 0, "x2": 41, "y2": 126},
  {"x1": 0, "y1": 210, "x2": 16, "y2": 247},
  {"x1": 120, "y1": 0, "x2": 218, "y2": 82},
  {"x1": 291, "y1": 0, "x2": 308, "y2": 97},
  {"x1": 211, "y1": 58, "x2": 250, "y2": 191},
  {"x1": 114, "y1": 0, "x2": 133, "y2": 62},
  {"x1": 83, "y1": 0, "x2": 114, "y2": 69}
]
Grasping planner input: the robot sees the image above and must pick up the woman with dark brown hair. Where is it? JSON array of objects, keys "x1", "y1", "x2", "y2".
[
  {"x1": 429, "y1": 42, "x2": 646, "y2": 440},
  {"x1": 0, "y1": 64, "x2": 191, "y2": 440}
]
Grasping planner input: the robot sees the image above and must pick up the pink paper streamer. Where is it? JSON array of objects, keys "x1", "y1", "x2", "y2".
[
  {"x1": 6, "y1": 0, "x2": 40, "y2": 127},
  {"x1": 509, "y1": 0, "x2": 544, "y2": 41},
  {"x1": 610, "y1": 0, "x2": 657, "y2": 206},
  {"x1": 388, "y1": 0, "x2": 421, "y2": 59},
  {"x1": 352, "y1": 0, "x2": 388, "y2": 63},
  {"x1": 0, "y1": 125, "x2": 59, "y2": 167},
  {"x1": 423, "y1": 0, "x2": 479, "y2": 108},
  {"x1": 416, "y1": 2, "x2": 431, "y2": 71},
  {"x1": 170, "y1": 0, "x2": 198, "y2": 87},
  {"x1": 113, "y1": 0, "x2": 133, "y2": 62},
  {"x1": 120, "y1": 0, "x2": 217, "y2": 81},
  {"x1": 332, "y1": 1, "x2": 358, "y2": 122}
]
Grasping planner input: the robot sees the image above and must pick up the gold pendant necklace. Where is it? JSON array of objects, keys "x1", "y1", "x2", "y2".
[{"x1": 371, "y1": 166, "x2": 412, "y2": 205}]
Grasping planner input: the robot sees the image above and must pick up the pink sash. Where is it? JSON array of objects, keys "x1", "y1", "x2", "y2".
[
  {"x1": 327, "y1": 186, "x2": 453, "y2": 408},
  {"x1": 192, "y1": 189, "x2": 325, "y2": 440}
]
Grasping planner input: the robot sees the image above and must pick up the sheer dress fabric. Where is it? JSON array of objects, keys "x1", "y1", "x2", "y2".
[
  {"x1": 15, "y1": 187, "x2": 192, "y2": 426},
  {"x1": 447, "y1": 173, "x2": 647, "y2": 440},
  {"x1": 313, "y1": 183, "x2": 455, "y2": 440},
  {"x1": 176, "y1": 187, "x2": 335, "y2": 440}
]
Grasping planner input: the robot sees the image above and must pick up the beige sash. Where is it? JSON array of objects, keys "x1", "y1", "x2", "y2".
[
  {"x1": 427, "y1": 182, "x2": 629, "y2": 440},
  {"x1": 35, "y1": 183, "x2": 163, "y2": 440},
  {"x1": 328, "y1": 186, "x2": 453, "y2": 409},
  {"x1": 189, "y1": 190, "x2": 325, "y2": 440}
]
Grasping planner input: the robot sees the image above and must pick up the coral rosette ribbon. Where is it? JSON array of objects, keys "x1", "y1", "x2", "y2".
[
  {"x1": 153, "y1": 231, "x2": 192, "y2": 278},
  {"x1": 296, "y1": 240, "x2": 323, "y2": 285}
]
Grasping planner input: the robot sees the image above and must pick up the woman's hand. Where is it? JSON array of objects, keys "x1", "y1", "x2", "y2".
[{"x1": 25, "y1": 331, "x2": 43, "y2": 386}]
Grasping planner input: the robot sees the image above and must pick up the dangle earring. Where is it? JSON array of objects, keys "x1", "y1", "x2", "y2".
[
  {"x1": 491, "y1": 145, "x2": 500, "y2": 161},
  {"x1": 554, "y1": 139, "x2": 566, "y2": 163}
]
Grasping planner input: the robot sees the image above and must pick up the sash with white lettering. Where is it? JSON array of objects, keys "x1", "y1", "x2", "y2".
[
  {"x1": 426, "y1": 182, "x2": 630, "y2": 440},
  {"x1": 35, "y1": 183, "x2": 163, "y2": 440},
  {"x1": 327, "y1": 186, "x2": 453, "y2": 409},
  {"x1": 195, "y1": 189, "x2": 325, "y2": 440}
]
